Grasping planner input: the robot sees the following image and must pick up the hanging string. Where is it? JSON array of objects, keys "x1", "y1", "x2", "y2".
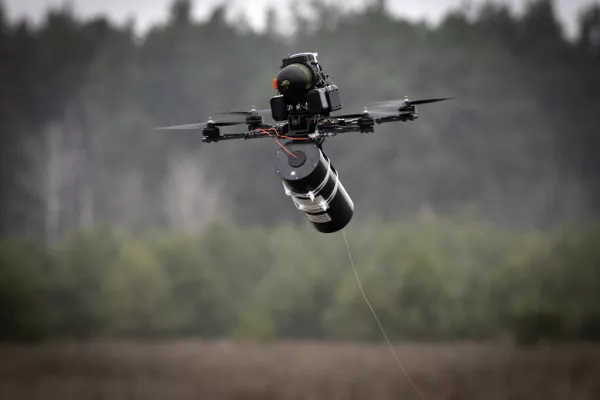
[{"x1": 341, "y1": 228, "x2": 425, "y2": 400}]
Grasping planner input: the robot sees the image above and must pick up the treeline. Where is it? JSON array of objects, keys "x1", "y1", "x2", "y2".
[
  {"x1": 1, "y1": 0, "x2": 600, "y2": 243},
  {"x1": 1, "y1": 219, "x2": 599, "y2": 345}
]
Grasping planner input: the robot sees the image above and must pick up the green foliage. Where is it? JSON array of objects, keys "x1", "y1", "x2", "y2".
[
  {"x1": 1, "y1": 219, "x2": 599, "y2": 344},
  {"x1": 0, "y1": 237, "x2": 47, "y2": 341},
  {"x1": 505, "y1": 225, "x2": 600, "y2": 344},
  {"x1": 103, "y1": 237, "x2": 173, "y2": 337},
  {"x1": 41, "y1": 230, "x2": 128, "y2": 338}
]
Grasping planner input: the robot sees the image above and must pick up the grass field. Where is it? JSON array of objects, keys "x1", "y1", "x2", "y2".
[{"x1": 1, "y1": 341, "x2": 599, "y2": 399}]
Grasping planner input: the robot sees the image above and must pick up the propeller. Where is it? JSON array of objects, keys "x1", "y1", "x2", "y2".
[
  {"x1": 331, "y1": 107, "x2": 400, "y2": 120},
  {"x1": 155, "y1": 117, "x2": 244, "y2": 130},
  {"x1": 214, "y1": 105, "x2": 271, "y2": 117},
  {"x1": 409, "y1": 97, "x2": 454, "y2": 105},
  {"x1": 369, "y1": 96, "x2": 454, "y2": 109}
]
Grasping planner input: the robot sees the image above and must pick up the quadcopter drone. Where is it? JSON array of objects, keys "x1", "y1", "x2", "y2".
[{"x1": 157, "y1": 52, "x2": 451, "y2": 233}]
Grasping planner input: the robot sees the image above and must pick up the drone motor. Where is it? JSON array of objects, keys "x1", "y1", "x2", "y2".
[{"x1": 275, "y1": 141, "x2": 354, "y2": 233}]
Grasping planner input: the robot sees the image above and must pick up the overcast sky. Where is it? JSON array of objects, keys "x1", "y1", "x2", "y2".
[{"x1": 3, "y1": 0, "x2": 598, "y2": 38}]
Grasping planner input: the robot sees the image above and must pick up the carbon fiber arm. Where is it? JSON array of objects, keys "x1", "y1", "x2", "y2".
[
  {"x1": 201, "y1": 123, "x2": 287, "y2": 143},
  {"x1": 311, "y1": 110, "x2": 418, "y2": 138}
]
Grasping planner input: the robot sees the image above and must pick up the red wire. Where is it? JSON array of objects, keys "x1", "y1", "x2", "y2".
[{"x1": 257, "y1": 128, "x2": 307, "y2": 158}]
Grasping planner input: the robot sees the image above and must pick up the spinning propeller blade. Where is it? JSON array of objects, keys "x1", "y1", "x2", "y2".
[
  {"x1": 216, "y1": 109, "x2": 271, "y2": 116},
  {"x1": 331, "y1": 108, "x2": 403, "y2": 119},
  {"x1": 370, "y1": 97, "x2": 454, "y2": 109},
  {"x1": 155, "y1": 120, "x2": 244, "y2": 130},
  {"x1": 214, "y1": 106, "x2": 271, "y2": 117},
  {"x1": 155, "y1": 123, "x2": 205, "y2": 130},
  {"x1": 409, "y1": 97, "x2": 454, "y2": 105}
]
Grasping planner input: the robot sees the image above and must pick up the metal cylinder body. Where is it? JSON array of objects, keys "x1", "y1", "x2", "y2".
[{"x1": 275, "y1": 141, "x2": 354, "y2": 233}]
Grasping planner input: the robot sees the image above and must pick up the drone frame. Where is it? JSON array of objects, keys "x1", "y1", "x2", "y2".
[
  {"x1": 195, "y1": 97, "x2": 447, "y2": 146},
  {"x1": 156, "y1": 97, "x2": 453, "y2": 162}
]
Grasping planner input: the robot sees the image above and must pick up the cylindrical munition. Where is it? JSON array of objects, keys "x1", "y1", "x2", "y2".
[{"x1": 275, "y1": 141, "x2": 354, "y2": 233}]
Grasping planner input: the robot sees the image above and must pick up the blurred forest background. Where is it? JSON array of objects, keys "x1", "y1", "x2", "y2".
[{"x1": 1, "y1": 0, "x2": 600, "y2": 347}]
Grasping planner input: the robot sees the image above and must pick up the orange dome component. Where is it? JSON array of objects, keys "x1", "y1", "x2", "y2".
[{"x1": 273, "y1": 78, "x2": 278, "y2": 90}]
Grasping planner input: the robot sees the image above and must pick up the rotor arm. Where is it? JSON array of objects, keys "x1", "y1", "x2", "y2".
[
  {"x1": 201, "y1": 124, "x2": 287, "y2": 143},
  {"x1": 374, "y1": 110, "x2": 418, "y2": 123},
  {"x1": 315, "y1": 109, "x2": 416, "y2": 135}
]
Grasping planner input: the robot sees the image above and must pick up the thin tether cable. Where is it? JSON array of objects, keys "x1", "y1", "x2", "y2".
[{"x1": 341, "y1": 228, "x2": 425, "y2": 399}]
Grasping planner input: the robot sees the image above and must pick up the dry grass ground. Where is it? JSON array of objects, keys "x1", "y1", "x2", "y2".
[{"x1": 1, "y1": 341, "x2": 599, "y2": 400}]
